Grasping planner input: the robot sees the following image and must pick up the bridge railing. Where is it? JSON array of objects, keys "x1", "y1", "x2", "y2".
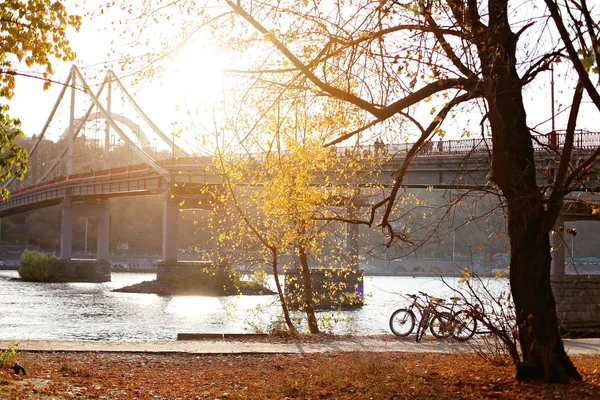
[
  {"x1": 6, "y1": 130, "x2": 600, "y2": 199},
  {"x1": 572, "y1": 130, "x2": 600, "y2": 150},
  {"x1": 333, "y1": 137, "x2": 491, "y2": 157},
  {"x1": 10, "y1": 163, "x2": 155, "y2": 196}
]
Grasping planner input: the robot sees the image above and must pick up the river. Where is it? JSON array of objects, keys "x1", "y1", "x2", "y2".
[{"x1": 0, "y1": 271, "x2": 508, "y2": 341}]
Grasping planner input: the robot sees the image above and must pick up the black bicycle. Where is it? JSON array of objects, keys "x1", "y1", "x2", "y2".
[{"x1": 389, "y1": 292, "x2": 454, "y2": 341}]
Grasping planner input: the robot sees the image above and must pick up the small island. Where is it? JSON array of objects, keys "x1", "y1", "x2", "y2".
[
  {"x1": 113, "y1": 278, "x2": 274, "y2": 296},
  {"x1": 113, "y1": 261, "x2": 275, "y2": 296}
]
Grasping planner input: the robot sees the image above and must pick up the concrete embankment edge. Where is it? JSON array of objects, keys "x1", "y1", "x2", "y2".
[{"x1": 0, "y1": 338, "x2": 598, "y2": 355}]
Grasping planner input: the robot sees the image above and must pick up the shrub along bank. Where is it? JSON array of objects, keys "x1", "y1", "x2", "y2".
[{"x1": 18, "y1": 250, "x2": 56, "y2": 282}]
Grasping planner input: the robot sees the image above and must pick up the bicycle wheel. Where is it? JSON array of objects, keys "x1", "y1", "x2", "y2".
[
  {"x1": 429, "y1": 311, "x2": 454, "y2": 339},
  {"x1": 389, "y1": 309, "x2": 416, "y2": 337},
  {"x1": 451, "y1": 310, "x2": 478, "y2": 341}
]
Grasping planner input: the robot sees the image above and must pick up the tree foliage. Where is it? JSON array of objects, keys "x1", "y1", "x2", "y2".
[
  {"x1": 0, "y1": 0, "x2": 81, "y2": 94},
  {"x1": 0, "y1": 106, "x2": 27, "y2": 199},
  {"x1": 0, "y1": 0, "x2": 81, "y2": 199},
  {"x1": 214, "y1": 125, "x2": 372, "y2": 334}
]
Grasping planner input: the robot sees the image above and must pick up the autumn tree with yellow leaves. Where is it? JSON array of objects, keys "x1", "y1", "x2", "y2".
[
  {"x1": 0, "y1": 0, "x2": 81, "y2": 199},
  {"x1": 211, "y1": 92, "x2": 375, "y2": 334}
]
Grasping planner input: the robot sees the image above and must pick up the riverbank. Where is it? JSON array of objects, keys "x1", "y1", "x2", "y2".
[
  {"x1": 1, "y1": 336, "x2": 599, "y2": 355},
  {"x1": 1, "y1": 346, "x2": 598, "y2": 399}
]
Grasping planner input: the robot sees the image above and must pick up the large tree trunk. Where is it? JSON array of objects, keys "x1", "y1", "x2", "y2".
[
  {"x1": 506, "y1": 203, "x2": 581, "y2": 382},
  {"x1": 482, "y1": 0, "x2": 581, "y2": 383},
  {"x1": 298, "y1": 244, "x2": 320, "y2": 334}
]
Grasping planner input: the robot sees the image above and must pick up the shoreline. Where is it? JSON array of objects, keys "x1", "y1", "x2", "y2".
[{"x1": 1, "y1": 336, "x2": 599, "y2": 355}]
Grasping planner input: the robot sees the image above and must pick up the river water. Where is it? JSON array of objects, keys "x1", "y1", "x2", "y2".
[{"x1": 0, "y1": 271, "x2": 508, "y2": 341}]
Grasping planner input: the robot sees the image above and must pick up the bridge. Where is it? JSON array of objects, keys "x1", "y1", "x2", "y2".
[{"x1": 1, "y1": 65, "x2": 600, "y2": 282}]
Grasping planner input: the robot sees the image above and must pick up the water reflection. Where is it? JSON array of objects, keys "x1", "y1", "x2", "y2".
[
  {"x1": 166, "y1": 297, "x2": 226, "y2": 316},
  {"x1": 0, "y1": 270, "x2": 506, "y2": 341}
]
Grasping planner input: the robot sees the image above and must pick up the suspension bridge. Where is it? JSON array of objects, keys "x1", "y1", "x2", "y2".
[{"x1": 0, "y1": 65, "x2": 599, "y2": 282}]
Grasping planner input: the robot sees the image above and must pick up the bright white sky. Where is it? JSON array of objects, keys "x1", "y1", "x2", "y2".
[{"x1": 5, "y1": 2, "x2": 600, "y2": 153}]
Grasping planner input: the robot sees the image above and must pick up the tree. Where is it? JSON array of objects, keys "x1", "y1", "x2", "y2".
[
  {"x1": 213, "y1": 96, "x2": 370, "y2": 334},
  {"x1": 0, "y1": 0, "x2": 81, "y2": 198},
  {"x1": 113, "y1": 0, "x2": 599, "y2": 381},
  {"x1": 0, "y1": 105, "x2": 27, "y2": 199},
  {"x1": 25, "y1": 206, "x2": 60, "y2": 249}
]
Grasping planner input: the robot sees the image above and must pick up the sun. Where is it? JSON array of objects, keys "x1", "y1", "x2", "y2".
[
  {"x1": 132, "y1": 40, "x2": 229, "y2": 147},
  {"x1": 163, "y1": 43, "x2": 226, "y2": 102}
]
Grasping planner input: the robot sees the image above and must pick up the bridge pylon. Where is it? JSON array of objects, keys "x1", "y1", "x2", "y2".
[{"x1": 4, "y1": 64, "x2": 193, "y2": 193}]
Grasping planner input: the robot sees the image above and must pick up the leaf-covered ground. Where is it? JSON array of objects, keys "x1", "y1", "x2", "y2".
[{"x1": 1, "y1": 350, "x2": 598, "y2": 399}]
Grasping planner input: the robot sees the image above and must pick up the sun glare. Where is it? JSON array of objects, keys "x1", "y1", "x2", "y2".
[
  {"x1": 166, "y1": 296, "x2": 225, "y2": 317},
  {"x1": 128, "y1": 40, "x2": 230, "y2": 153}
]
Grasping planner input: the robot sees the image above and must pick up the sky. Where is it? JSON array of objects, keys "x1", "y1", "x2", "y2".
[
  {"x1": 8, "y1": 3, "x2": 228, "y2": 156},
  {"x1": 5, "y1": 2, "x2": 600, "y2": 155}
]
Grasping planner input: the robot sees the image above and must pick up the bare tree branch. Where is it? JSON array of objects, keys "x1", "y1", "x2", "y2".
[
  {"x1": 423, "y1": 3, "x2": 477, "y2": 78},
  {"x1": 579, "y1": 0, "x2": 600, "y2": 77},
  {"x1": 519, "y1": 51, "x2": 562, "y2": 86},
  {"x1": 547, "y1": 80, "x2": 584, "y2": 220},
  {"x1": 374, "y1": 91, "x2": 481, "y2": 244},
  {"x1": 544, "y1": 0, "x2": 600, "y2": 111},
  {"x1": 226, "y1": 0, "x2": 383, "y2": 117}
]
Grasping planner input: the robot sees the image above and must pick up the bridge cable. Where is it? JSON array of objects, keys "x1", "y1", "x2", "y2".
[{"x1": 106, "y1": 70, "x2": 189, "y2": 158}]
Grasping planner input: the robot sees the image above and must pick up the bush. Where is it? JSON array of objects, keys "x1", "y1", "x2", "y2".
[
  {"x1": 445, "y1": 269, "x2": 520, "y2": 366},
  {"x1": 18, "y1": 249, "x2": 57, "y2": 281},
  {"x1": 0, "y1": 340, "x2": 19, "y2": 368}
]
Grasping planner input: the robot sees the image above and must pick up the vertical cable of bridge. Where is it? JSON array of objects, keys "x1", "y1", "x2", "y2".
[{"x1": 67, "y1": 67, "x2": 76, "y2": 177}]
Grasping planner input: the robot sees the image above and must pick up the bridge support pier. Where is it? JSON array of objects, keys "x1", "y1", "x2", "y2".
[
  {"x1": 158, "y1": 194, "x2": 181, "y2": 281},
  {"x1": 550, "y1": 217, "x2": 600, "y2": 336},
  {"x1": 60, "y1": 198, "x2": 74, "y2": 260},
  {"x1": 285, "y1": 268, "x2": 364, "y2": 310},
  {"x1": 552, "y1": 274, "x2": 600, "y2": 336},
  {"x1": 56, "y1": 197, "x2": 111, "y2": 282},
  {"x1": 161, "y1": 194, "x2": 179, "y2": 264},
  {"x1": 157, "y1": 188, "x2": 230, "y2": 282}
]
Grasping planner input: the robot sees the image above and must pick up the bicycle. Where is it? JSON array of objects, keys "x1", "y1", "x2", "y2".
[
  {"x1": 389, "y1": 294, "x2": 419, "y2": 337},
  {"x1": 413, "y1": 291, "x2": 454, "y2": 342},
  {"x1": 450, "y1": 307, "x2": 479, "y2": 341},
  {"x1": 435, "y1": 296, "x2": 479, "y2": 341},
  {"x1": 389, "y1": 292, "x2": 454, "y2": 341}
]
